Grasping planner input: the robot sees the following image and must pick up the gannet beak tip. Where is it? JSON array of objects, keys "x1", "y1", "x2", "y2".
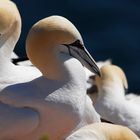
[
  {"x1": 94, "y1": 65, "x2": 101, "y2": 77},
  {"x1": 97, "y1": 69, "x2": 101, "y2": 77}
]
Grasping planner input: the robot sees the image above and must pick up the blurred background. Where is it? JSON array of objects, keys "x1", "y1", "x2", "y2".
[{"x1": 12, "y1": 0, "x2": 140, "y2": 93}]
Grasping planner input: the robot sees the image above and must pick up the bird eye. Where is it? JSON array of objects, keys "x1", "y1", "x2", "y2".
[{"x1": 69, "y1": 40, "x2": 84, "y2": 49}]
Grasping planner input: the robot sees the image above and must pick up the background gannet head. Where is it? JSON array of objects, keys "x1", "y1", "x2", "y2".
[
  {"x1": 94, "y1": 65, "x2": 128, "y2": 95},
  {"x1": 26, "y1": 16, "x2": 100, "y2": 79},
  {"x1": 0, "y1": 0, "x2": 21, "y2": 50},
  {"x1": 66, "y1": 123, "x2": 140, "y2": 140}
]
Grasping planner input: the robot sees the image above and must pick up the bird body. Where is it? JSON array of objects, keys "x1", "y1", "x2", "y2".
[
  {"x1": 0, "y1": 52, "x2": 100, "y2": 140},
  {"x1": 91, "y1": 65, "x2": 140, "y2": 137},
  {"x1": 0, "y1": 16, "x2": 100, "y2": 140},
  {"x1": 0, "y1": 0, "x2": 41, "y2": 91}
]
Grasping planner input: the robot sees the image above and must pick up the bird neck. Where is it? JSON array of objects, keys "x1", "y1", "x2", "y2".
[
  {"x1": 0, "y1": 19, "x2": 21, "y2": 65},
  {"x1": 35, "y1": 44, "x2": 84, "y2": 83},
  {"x1": 45, "y1": 52, "x2": 86, "y2": 84},
  {"x1": 30, "y1": 53, "x2": 87, "y2": 114},
  {"x1": 98, "y1": 81, "x2": 125, "y2": 99}
]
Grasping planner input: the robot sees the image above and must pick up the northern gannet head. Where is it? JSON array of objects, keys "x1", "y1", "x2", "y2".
[
  {"x1": 94, "y1": 65, "x2": 128, "y2": 95},
  {"x1": 0, "y1": 0, "x2": 21, "y2": 52},
  {"x1": 66, "y1": 123, "x2": 140, "y2": 140},
  {"x1": 26, "y1": 16, "x2": 100, "y2": 79}
]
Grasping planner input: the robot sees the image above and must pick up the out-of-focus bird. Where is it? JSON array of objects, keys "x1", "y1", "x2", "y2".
[
  {"x1": 0, "y1": 0, "x2": 41, "y2": 91},
  {"x1": 85, "y1": 59, "x2": 111, "y2": 89},
  {"x1": 65, "y1": 122, "x2": 140, "y2": 140},
  {"x1": 86, "y1": 60, "x2": 111, "y2": 102},
  {"x1": 0, "y1": 16, "x2": 100, "y2": 140},
  {"x1": 87, "y1": 63, "x2": 140, "y2": 106},
  {"x1": 89, "y1": 65, "x2": 140, "y2": 137}
]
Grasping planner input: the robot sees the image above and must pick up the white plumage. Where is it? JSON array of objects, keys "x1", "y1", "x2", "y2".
[
  {"x1": 0, "y1": 16, "x2": 100, "y2": 140},
  {"x1": 125, "y1": 93, "x2": 140, "y2": 106},
  {"x1": 0, "y1": 0, "x2": 41, "y2": 91},
  {"x1": 89, "y1": 64, "x2": 140, "y2": 137}
]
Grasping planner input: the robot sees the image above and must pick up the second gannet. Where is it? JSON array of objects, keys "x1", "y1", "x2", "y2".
[
  {"x1": 65, "y1": 123, "x2": 140, "y2": 140},
  {"x1": 90, "y1": 65, "x2": 140, "y2": 137},
  {"x1": 0, "y1": 16, "x2": 100, "y2": 140},
  {"x1": 0, "y1": 0, "x2": 41, "y2": 91}
]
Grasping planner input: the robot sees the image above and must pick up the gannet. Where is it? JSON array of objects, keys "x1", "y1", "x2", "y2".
[
  {"x1": 0, "y1": 16, "x2": 100, "y2": 140},
  {"x1": 65, "y1": 122, "x2": 140, "y2": 140},
  {"x1": 87, "y1": 63, "x2": 140, "y2": 105},
  {"x1": 90, "y1": 65, "x2": 140, "y2": 137},
  {"x1": 0, "y1": 0, "x2": 41, "y2": 90}
]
